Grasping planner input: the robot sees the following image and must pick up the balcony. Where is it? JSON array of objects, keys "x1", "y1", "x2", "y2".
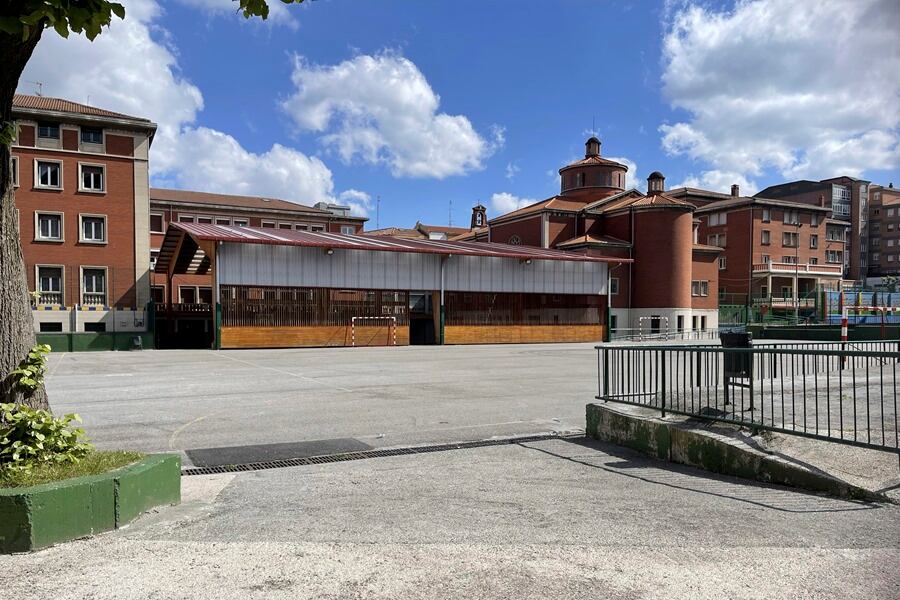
[
  {"x1": 752, "y1": 262, "x2": 842, "y2": 276},
  {"x1": 153, "y1": 302, "x2": 212, "y2": 314},
  {"x1": 36, "y1": 292, "x2": 62, "y2": 305},
  {"x1": 82, "y1": 293, "x2": 107, "y2": 306}
]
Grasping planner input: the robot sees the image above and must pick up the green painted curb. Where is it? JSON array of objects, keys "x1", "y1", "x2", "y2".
[
  {"x1": 586, "y1": 403, "x2": 882, "y2": 501},
  {"x1": 0, "y1": 454, "x2": 180, "y2": 553}
]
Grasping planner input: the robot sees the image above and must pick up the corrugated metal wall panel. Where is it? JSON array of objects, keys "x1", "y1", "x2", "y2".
[{"x1": 219, "y1": 243, "x2": 607, "y2": 294}]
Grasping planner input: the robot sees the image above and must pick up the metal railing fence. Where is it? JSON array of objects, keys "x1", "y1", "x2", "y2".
[{"x1": 596, "y1": 343, "x2": 900, "y2": 454}]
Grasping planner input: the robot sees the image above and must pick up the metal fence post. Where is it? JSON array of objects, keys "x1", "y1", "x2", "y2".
[
  {"x1": 602, "y1": 347, "x2": 609, "y2": 401},
  {"x1": 660, "y1": 349, "x2": 667, "y2": 418}
]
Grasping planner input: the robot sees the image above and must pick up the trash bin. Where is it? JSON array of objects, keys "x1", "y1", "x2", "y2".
[
  {"x1": 720, "y1": 331, "x2": 752, "y2": 378},
  {"x1": 132, "y1": 336, "x2": 143, "y2": 351}
]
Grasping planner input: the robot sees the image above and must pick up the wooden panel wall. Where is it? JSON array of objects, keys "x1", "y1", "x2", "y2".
[
  {"x1": 443, "y1": 324, "x2": 604, "y2": 345},
  {"x1": 221, "y1": 325, "x2": 410, "y2": 349}
]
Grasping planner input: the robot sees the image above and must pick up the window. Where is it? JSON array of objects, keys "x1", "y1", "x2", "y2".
[
  {"x1": 79, "y1": 164, "x2": 105, "y2": 192},
  {"x1": 37, "y1": 266, "x2": 62, "y2": 304},
  {"x1": 178, "y1": 214, "x2": 195, "y2": 223},
  {"x1": 261, "y1": 220, "x2": 276, "y2": 228},
  {"x1": 80, "y1": 215, "x2": 106, "y2": 243},
  {"x1": 889, "y1": 208, "x2": 896, "y2": 218},
  {"x1": 10, "y1": 156, "x2": 18, "y2": 187},
  {"x1": 718, "y1": 256, "x2": 727, "y2": 270},
  {"x1": 781, "y1": 286, "x2": 792, "y2": 297},
  {"x1": 310, "y1": 224, "x2": 326, "y2": 232},
  {"x1": 784, "y1": 209, "x2": 799, "y2": 224},
  {"x1": 700, "y1": 316, "x2": 707, "y2": 331},
  {"x1": 179, "y1": 286, "x2": 197, "y2": 303},
  {"x1": 37, "y1": 122, "x2": 59, "y2": 139},
  {"x1": 150, "y1": 212, "x2": 165, "y2": 233},
  {"x1": 707, "y1": 233, "x2": 726, "y2": 247},
  {"x1": 783, "y1": 255, "x2": 799, "y2": 264},
  {"x1": 810, "y1": 257, "x2": 818, "y2": 265},
  {"x1": 233, "y1": 219, "x2": 248, "y2": 227},
  {"x1": 475, "y1": 212, "x2": 484, "y2": 226},
  {"x1": 872, "y1": 253, "x2": 880, "y2": 263},
  {"x1": 610, "y1": 315, "x2": 618, "y2": 332},
  {"x1": 761, "y1": 230, "x2": 771, "y2": 245},
  {"x1": 215, "y1": 217, "x2": 231, "y2": 226},
  {"x1": 36, "y1": 160, "x2": 62, "y2": 189},
  {"x1": 888, "y1": 239, "x2": 895, "y2": 247},
  {"x1": 826, "y1": 250, "x2": 842, "y2": 263},
  {"x1": 760, "y1": 285, "x2": 768, "y2": 297},
  {"x1": 198, "y1": 287, "x2": 213, "y2": 304},
  {"x1": 610, "y1": 278, "x2": 619, "y2": 295},
  {"x1": 709, "y1": 212, "x2": 727, "y2": 226},
  {"x1": 278, "y1": 222, "x2": 293, "y2": 230},
  {"x1": 40, "y1": 322, "x2": 63, "y2": 333},
  {"x1": 80, "y1": 126, "x2": 103, "y2": 145},
  {"x1": 782, "y1": 231, "x2": 798, "y2": 247},
  {"x1": 150, "y1": 249, "x2": 159, "y2": 271},
  {"x1": 889, "y1": 223, "x2": 895, "y2": 232},
  {"x1": 762, "y1": 208, "x2": 771, "y2": 222},
  {"x1": 691, "y1": 280, "x2": 709, "y2": 297},
  {"x1": 811, "y1": 213, "x2": 819, "y2": 227},
  {"x1": 889, "y1": 255, "x2": 896, "y2": 263},
  {"x1": 35, "y1": 212, "x2": 62, "y2": 241},
  {"x1": 677, "y1": 315, "x2": 684, "y2": 333},
  {"x1": 341, "y1": 225, "x2": 356, "y2": 235},
  {"x1": 762, "y1": 254, "x2": 770, "y2": 264},
  {"x1": 81, "y1": 268, "x2": 106, "y2": 305},
  {"x1": 84, "y1": 322, "x2": 106, "y2": 333},
  {"x1": 691, "y1": 315, "x2": 698, "y2": 331},
  {"x1": 150, "y1": 286, "x2": 165, "y2": 303},
  {"x1": 810, "y1": 234, "x2": 818, "y2": 249},
  {"x1": 295, "y1": 224, "x2": 309, "y2": 231}
]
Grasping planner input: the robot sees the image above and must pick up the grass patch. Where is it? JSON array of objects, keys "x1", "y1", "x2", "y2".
[{"x1": 0, "y1": 450, "x2": 144, "y2": 488}]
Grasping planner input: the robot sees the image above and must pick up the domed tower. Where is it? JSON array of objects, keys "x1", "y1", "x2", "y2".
[{"x1": 558, "y1": 136, "x2": 629, "y2": 199}]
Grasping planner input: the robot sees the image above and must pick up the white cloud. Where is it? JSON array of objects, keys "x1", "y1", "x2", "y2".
[
  {"x1": 671, "y1": 170, "x2": 758, "y2": 196},
  {"x1": 490, "y1": 192, "x2": 537, "y2": 215},
  {"x1": 282, "y1": 52, "x2": 501, "y2": 178},
  {"x1": 176, "y1": 0, "x2": 299, "y2": 29},
  {"x1": 337, "y1": 189, "x2": 373, "y2": 218},
  {"x1": 505, "y1": 162, "x2": 520, "y2": 180},
  {"x1": 20, "y1": 0, "x2": 359, "y2": 207},
  {"x1": 660, "y1": 0, "x2": 900, "y2": 180}
]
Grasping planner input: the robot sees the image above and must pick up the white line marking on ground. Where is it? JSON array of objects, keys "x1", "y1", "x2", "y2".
[
  {"x1": 169, "y1": 414, "x2": 211, "y2": 450},
  {"x1": 46, "y1": 352, "x2": 67, "y2": 378},
  {"x1": 213, "y1": 352, "x2": 354, "y2": 393}
]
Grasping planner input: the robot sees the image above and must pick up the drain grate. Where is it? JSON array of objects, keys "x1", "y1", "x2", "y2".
[{"x1": 181, "y1": 432, "x2": 581, "y2": 476}]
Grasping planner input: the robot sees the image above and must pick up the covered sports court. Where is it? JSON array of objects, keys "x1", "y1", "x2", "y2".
[{"x1": 154, "y1": 223, "x2": 626, "y2": 348}]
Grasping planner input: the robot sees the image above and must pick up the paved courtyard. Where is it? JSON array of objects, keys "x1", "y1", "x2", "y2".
[
  {"x1": 2, "y1": 437, "x2": 898, "y2": 599},
  {"x1": 46, "y1": 343, "x2": 601, "y2": 465}
]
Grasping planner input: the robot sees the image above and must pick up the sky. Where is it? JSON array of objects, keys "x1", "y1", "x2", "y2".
[{"x1": 19, "y1": 0, "x2": 900, "y2": 229}]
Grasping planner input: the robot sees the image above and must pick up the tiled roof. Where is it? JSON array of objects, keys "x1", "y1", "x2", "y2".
[
  {"x1": 363, "y1": 227, "x2": 425, "y2": 239},
  {"x1": 591, "y1": 192, "x2": 695, "y2": 214},
  {"x1": 150, "y1": 188, "x2": 366, "y2": 219},
  {"x1": 416, "y1": 223, "x2": 471, "y2": 235},
  {"x1": 695, "y1": 195, "x2": 830, "y2": 213},
  {"x1": 154, "y1": 223, "x2": 628, "y2": 273},
  {"x1": 13, "y1": 94, "x2": 151, "y2": 123},
  {"x1": 489, "y1": 196, "x2": 587, "y2": 223},
  {"x1": 559, "y1": 155, "x2": 628, "y2": 171},
  {"x1": 557, "y1": 234, "x2": 632, "y2": 249}
]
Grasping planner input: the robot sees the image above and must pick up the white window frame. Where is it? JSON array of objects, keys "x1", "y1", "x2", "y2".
[
  {"x1": 34, "y1": 158, "x2": 63, "y2": 190},
  {"x1": 150, "y1": 248, "x2": 160, "y2": 271},
  {"x1": 691, "y1": 280, "x2": 709, "y2": 297},
  {"x1": 340, "y1": 225, "x2": 356, "y2": 235},
  {"x1": 310, "y1": 224, "x2": 326, "y2": 232},
  {"x1": 178, "y1": 214, "x2": 196, "y2": 223},
  {"x1": 35, "y1": 264, "x2": 64, "y2": 305},
  {"x1": 718, "y1": 256, "x2": 727, "y2": 270},
  {"x1": 809, "y1": 234, "x2": 818, "y2": 249},
  {"x1": 149, "y1": 211, "x2": 165, "y2": 234},
  {"x1": 762, "y1": 208, "x2": 771, "y2": 222},
  {"x1": 80, "y1": 266, "x2": 108, "y2": 306},
  {"x1": 277, "y1": 222, "x2": 294, "y2": 230},
  {"x1": 78, "y1": 162, "x2": 106, "y2": 193},
  {"x1": 37, "y1": 121, "x2": 60, "y2": 140},
  {"x1": 178, "y1": 285, "x2": 198, "y2": 304},
  {"x1": 260, "y1": 220, "x2": 276, "y2": 228},
  {"x1": 233, "y1": 218, "x2": 249, "y2": 227},
  {"x1": 79, "y1": 125, "x2": 105, "y2": 149},
  {"x1": 761, "y1": 230, "x2": 770, "y2": 245},
  {"x1": 782, "y1": 231, "x2": 798, "y2": 247},
  {"x1": 34, "y1": 211, "x2": 64, "y2": 242},
  {"x1": 79, "y1": 213, "x2": 107, "y2": 244},
  {"x1": 295, "y1": 223, "x2": 310, "y2": 231},
  {"x1": 10, "y1": 155, "x2": 19, "y2": 187},
  {"x1": 215, "y1": 217, "x2": 232, "y2": 226},
  {"x1": 195, "y1": 215, "x2": 213, "y2": 224}
]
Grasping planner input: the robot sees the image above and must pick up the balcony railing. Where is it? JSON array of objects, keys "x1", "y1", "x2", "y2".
[
  {"x1": 82, "y1": 293, "x2": 107, "y2": 306},
  {"x1": 36, "y1": 292, "x2": 62, "y2": 305},
  {"x1": 752, "y1": 262, "x2": 842, "y2": 276},
  {"x1": 154, "y1": 302, "x2": 212, "y2": 313},
  {"x1": 753, "y1": 296, "x2": 817, "y2": 308}
]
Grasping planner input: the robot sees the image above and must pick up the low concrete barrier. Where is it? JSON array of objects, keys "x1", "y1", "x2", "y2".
[
  {"x1": 586, "y1": 403, "x2": 881, "y2": 501},
  {"x1": 0, "y1": 454, "x2": 180, "y2": 553}
]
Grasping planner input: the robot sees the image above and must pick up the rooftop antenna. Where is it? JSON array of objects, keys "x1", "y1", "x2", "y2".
[
  {"x1": 449, "y1": 199, "x2": 453, "y2": 227},
  {"x1": 25, "y1": 81, "x2": 43, "y2": 96},
  {"x1": 376, "y1": 195, "x2": 380, "y2": 229}
]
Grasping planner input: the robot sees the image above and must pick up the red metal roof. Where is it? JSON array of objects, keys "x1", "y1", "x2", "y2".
[
  {"x1": 157, "y1": 222, "x2": 629, "y2": 272},
  {"x1": 13, "y1": 94, "x2": 152, "y2": 123}
]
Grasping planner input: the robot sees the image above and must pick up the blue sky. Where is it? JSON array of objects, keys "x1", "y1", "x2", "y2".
[{"x1": 21, "y1": 0, "x2": 900, "y2": 228}]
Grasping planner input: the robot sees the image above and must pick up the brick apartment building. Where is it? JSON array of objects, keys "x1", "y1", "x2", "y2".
[
  {"x1": 455, "y1": 137, "x2": 722, "y2": 335},
  {"x1": 867, "y1": 183, "x2": 900, "y2": 279},
  {"x1": 668, "y1": 186, "x2": 842, "y2": 318},
  {"x1": 756, "y1": 177, "x2": 871, "y2": 281},
  {"x1": 11, "y1": 94, "x2": 156, "y2": 334},
  {"x1": 365, "y1": 221, "x2": 473, "y2": 240}
]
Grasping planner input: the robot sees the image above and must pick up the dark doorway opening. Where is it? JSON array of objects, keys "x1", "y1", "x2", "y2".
[{"x1": 409, "y1": 292, "x2": 437, "y2": 345}]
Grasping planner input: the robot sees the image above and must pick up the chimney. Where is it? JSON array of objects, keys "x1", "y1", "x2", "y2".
[
  {"x1": 731, "y1": 184, "x2": 740, "y2": 197},
  {"x1": 470, "y1": 204, "x2": 487, "y2": 229},
  {"x1": 819, "y1": 194, "x2": 825, "y2": 207}
]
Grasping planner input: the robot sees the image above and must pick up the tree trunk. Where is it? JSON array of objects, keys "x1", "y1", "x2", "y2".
[{"x1": 0, "y1": 27, "x2": 49, "y2": 411}]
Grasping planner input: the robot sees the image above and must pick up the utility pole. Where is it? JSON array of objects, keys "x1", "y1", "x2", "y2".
[
  {"x1": 376, "y1": 195, "x2": 380, "y2": 229},
  {"x1": 794, "y1": 222, "x2": 803, "y2": 324}
]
